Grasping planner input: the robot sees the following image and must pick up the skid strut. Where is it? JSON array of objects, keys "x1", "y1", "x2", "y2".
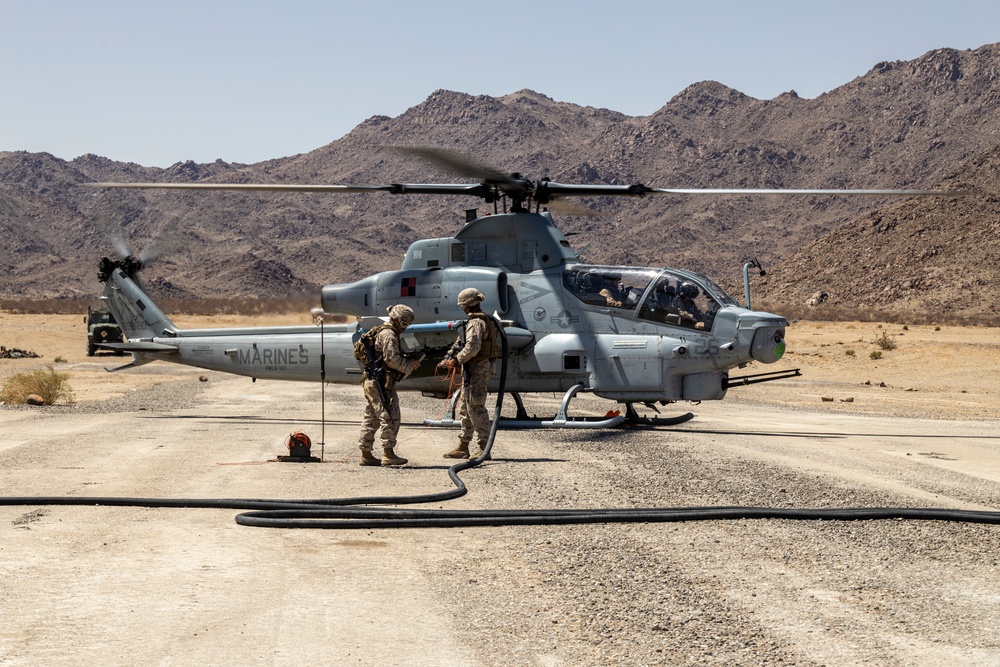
[{"x1": 424, "y1": 384, "x2": 694, "y2": 429}]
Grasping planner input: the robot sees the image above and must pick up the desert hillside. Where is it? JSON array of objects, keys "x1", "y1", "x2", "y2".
[{"x1": 1, "y1": 44, "x2": 999, "y2": 323}]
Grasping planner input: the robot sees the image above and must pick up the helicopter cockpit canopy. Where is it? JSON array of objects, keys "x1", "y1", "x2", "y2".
[
  {"x1": 562, "y1": 267, "x2": 659, "y2": 309},
  {"x1": 563, "y1": 265, "x2": 740, "y2": 332}
]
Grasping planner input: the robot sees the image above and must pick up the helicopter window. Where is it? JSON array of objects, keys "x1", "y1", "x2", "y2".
[
  {"x1": 696, "y1": 275, "x2": 740, "y2": 307},
  {"x1": 639, "y1": 273, "x2": 721, "y2": 331},
  {"x1": 451, "y1": 243, "x2": 465, "y2": 263},
  {"x1": 563, "y1": 267, "x2": 658, "y2": 310}
]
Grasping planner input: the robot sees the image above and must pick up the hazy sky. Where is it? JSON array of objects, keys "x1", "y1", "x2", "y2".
[{"x1": 3, "y1": 0, "x2": 998, "y2": 167}]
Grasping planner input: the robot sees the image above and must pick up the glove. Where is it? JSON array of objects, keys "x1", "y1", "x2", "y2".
[{"x1": 407, "y1": 359, "x2": 421, "y2": 373}]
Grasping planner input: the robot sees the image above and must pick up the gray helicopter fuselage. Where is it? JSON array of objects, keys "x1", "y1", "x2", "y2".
[{"x1": 317, "y1": 210, "x2": 787, "y2": 402}]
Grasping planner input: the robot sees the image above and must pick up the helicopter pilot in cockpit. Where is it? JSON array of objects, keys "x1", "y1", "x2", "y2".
[
  {"x1": 598, "y1": 276, "x2": 626, "y2": 307},
  {"x1": 676, "y1": 282, "x2": 706, "y2": 329},
  {"x1": 599, "y1": 287, "x2": 623, "y2": 307}
]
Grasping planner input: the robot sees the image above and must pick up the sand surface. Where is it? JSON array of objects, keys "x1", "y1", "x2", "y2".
[{"x1": 2, "y1": 313, "x2": 999, "y2": 665}]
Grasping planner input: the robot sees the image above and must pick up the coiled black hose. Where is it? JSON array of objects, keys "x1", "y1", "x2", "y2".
[{"x1": 3, "y1": 322, "x2": 1000, "y2": 528}]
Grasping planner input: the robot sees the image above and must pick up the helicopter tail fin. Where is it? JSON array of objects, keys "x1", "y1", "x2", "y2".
[{"x1": 100, "y1": 265, "x2": 178, "y2": 340}]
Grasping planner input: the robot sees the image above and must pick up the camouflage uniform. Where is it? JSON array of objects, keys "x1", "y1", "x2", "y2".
[
  {"x1": 358, "y1": 312, "x2": 418, "y2": 464},
  {"x1": 454, "y1": 313, "x2": 497, "y2": 452}
]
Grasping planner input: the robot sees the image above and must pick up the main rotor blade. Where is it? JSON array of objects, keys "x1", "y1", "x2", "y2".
[
  {"x1": 85, "y1": 183, "x2": 391, "y2": 193},
  {"x1": 84, "y1": 181, "x2": 977, "y2": 199},
  {"x1": 85, "y1": 181, "x2": 501, "y2": 197},
  {"x1": 390, "y1": 146, "x2": 513, "y2": 183},
  {"x1": 644, "y1": 187, "x2": 979, "y2": 196},
  {"x1": 541, "y1": 182, "x2": 977, "y2": 198},
  {"x1": 390, "y1": 146, "x2": 535, "y2": 202}
]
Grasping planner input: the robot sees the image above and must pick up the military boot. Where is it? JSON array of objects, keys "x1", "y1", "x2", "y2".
[
  {"x1": 359, "y1": 449, "x2": 381, "y2": 467},
  {"x1": 472, "y1": 443, "x2": 492, "y2": 461},
  {"x1": 381, "y1": 446, "x2": 408, "y2": 467},
  {"x1": 444, "y1": 442, "x2": 470, "y2": 459}
]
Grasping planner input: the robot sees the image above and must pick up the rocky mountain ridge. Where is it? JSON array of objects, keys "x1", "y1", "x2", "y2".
[{"x1": 1, "y1": 44, "x2": 999, "y2": 321}]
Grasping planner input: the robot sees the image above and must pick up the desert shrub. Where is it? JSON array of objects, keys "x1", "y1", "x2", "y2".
[
  {"x1": 873, "y1": 331, "x2": 897, "y2": 351},
  {"x1": 845, "y1": 349, "x2": 856, "y2": 357},
  {"x1": 870, "y1": 351, "x2": 883, "y2": 360},
  {"x1": 0, "y1": 365, "x2": 75, "y2": 405}
]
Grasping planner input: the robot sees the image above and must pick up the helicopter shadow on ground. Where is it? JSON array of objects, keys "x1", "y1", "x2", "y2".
[
  {"x1": 142, "y1": 415, "x2": 470, "y2": 428},
  {"x1": 141, "y1": 414, "x2": 362, "y2": 427},
  {"x1": 558, "y1": 429, "x2": 644, "y2": 442},
  {"x1": 137, "y1": 414, "x2": 997, "y2": 443}
]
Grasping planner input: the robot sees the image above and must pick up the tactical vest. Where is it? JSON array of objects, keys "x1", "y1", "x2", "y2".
[
  {"x1": 467, "y1": 312, "x2": 501, "y2": 361},
  {"x1": 354, "y1": 323, "x2": 406, "y2": 385},
  {"x1": 353, "y1": 323, "x2": 391, "y2": 366}
]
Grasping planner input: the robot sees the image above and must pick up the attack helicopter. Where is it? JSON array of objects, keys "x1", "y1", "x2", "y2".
[{"x1": 88, "y1": 149, "x2": 969, "y2": 427}]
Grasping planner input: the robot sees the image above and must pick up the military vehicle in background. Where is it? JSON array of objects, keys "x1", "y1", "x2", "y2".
[{"x1": 85, "y1": 306, "x2": 124, "y2": 356}]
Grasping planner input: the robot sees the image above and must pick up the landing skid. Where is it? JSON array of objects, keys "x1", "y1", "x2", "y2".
[
  {"x1": 422, "y1": 391, "x2": 463, "y2": 428},
  {"x1": 620, "y1": 402, "x2": 695, "y2": 427},
  {"x1": 422, "y1": 384, "x2": 694, "y2": 430}
]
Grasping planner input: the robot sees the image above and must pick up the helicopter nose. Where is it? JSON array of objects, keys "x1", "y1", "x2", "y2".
[{"x1": 751, "y1": 326, "x2": 786, "y2": 363}]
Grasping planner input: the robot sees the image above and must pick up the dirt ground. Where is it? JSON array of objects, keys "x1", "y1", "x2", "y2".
[{"x1": 1, "y1": 312, "x2": 999, "y2": 666}]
